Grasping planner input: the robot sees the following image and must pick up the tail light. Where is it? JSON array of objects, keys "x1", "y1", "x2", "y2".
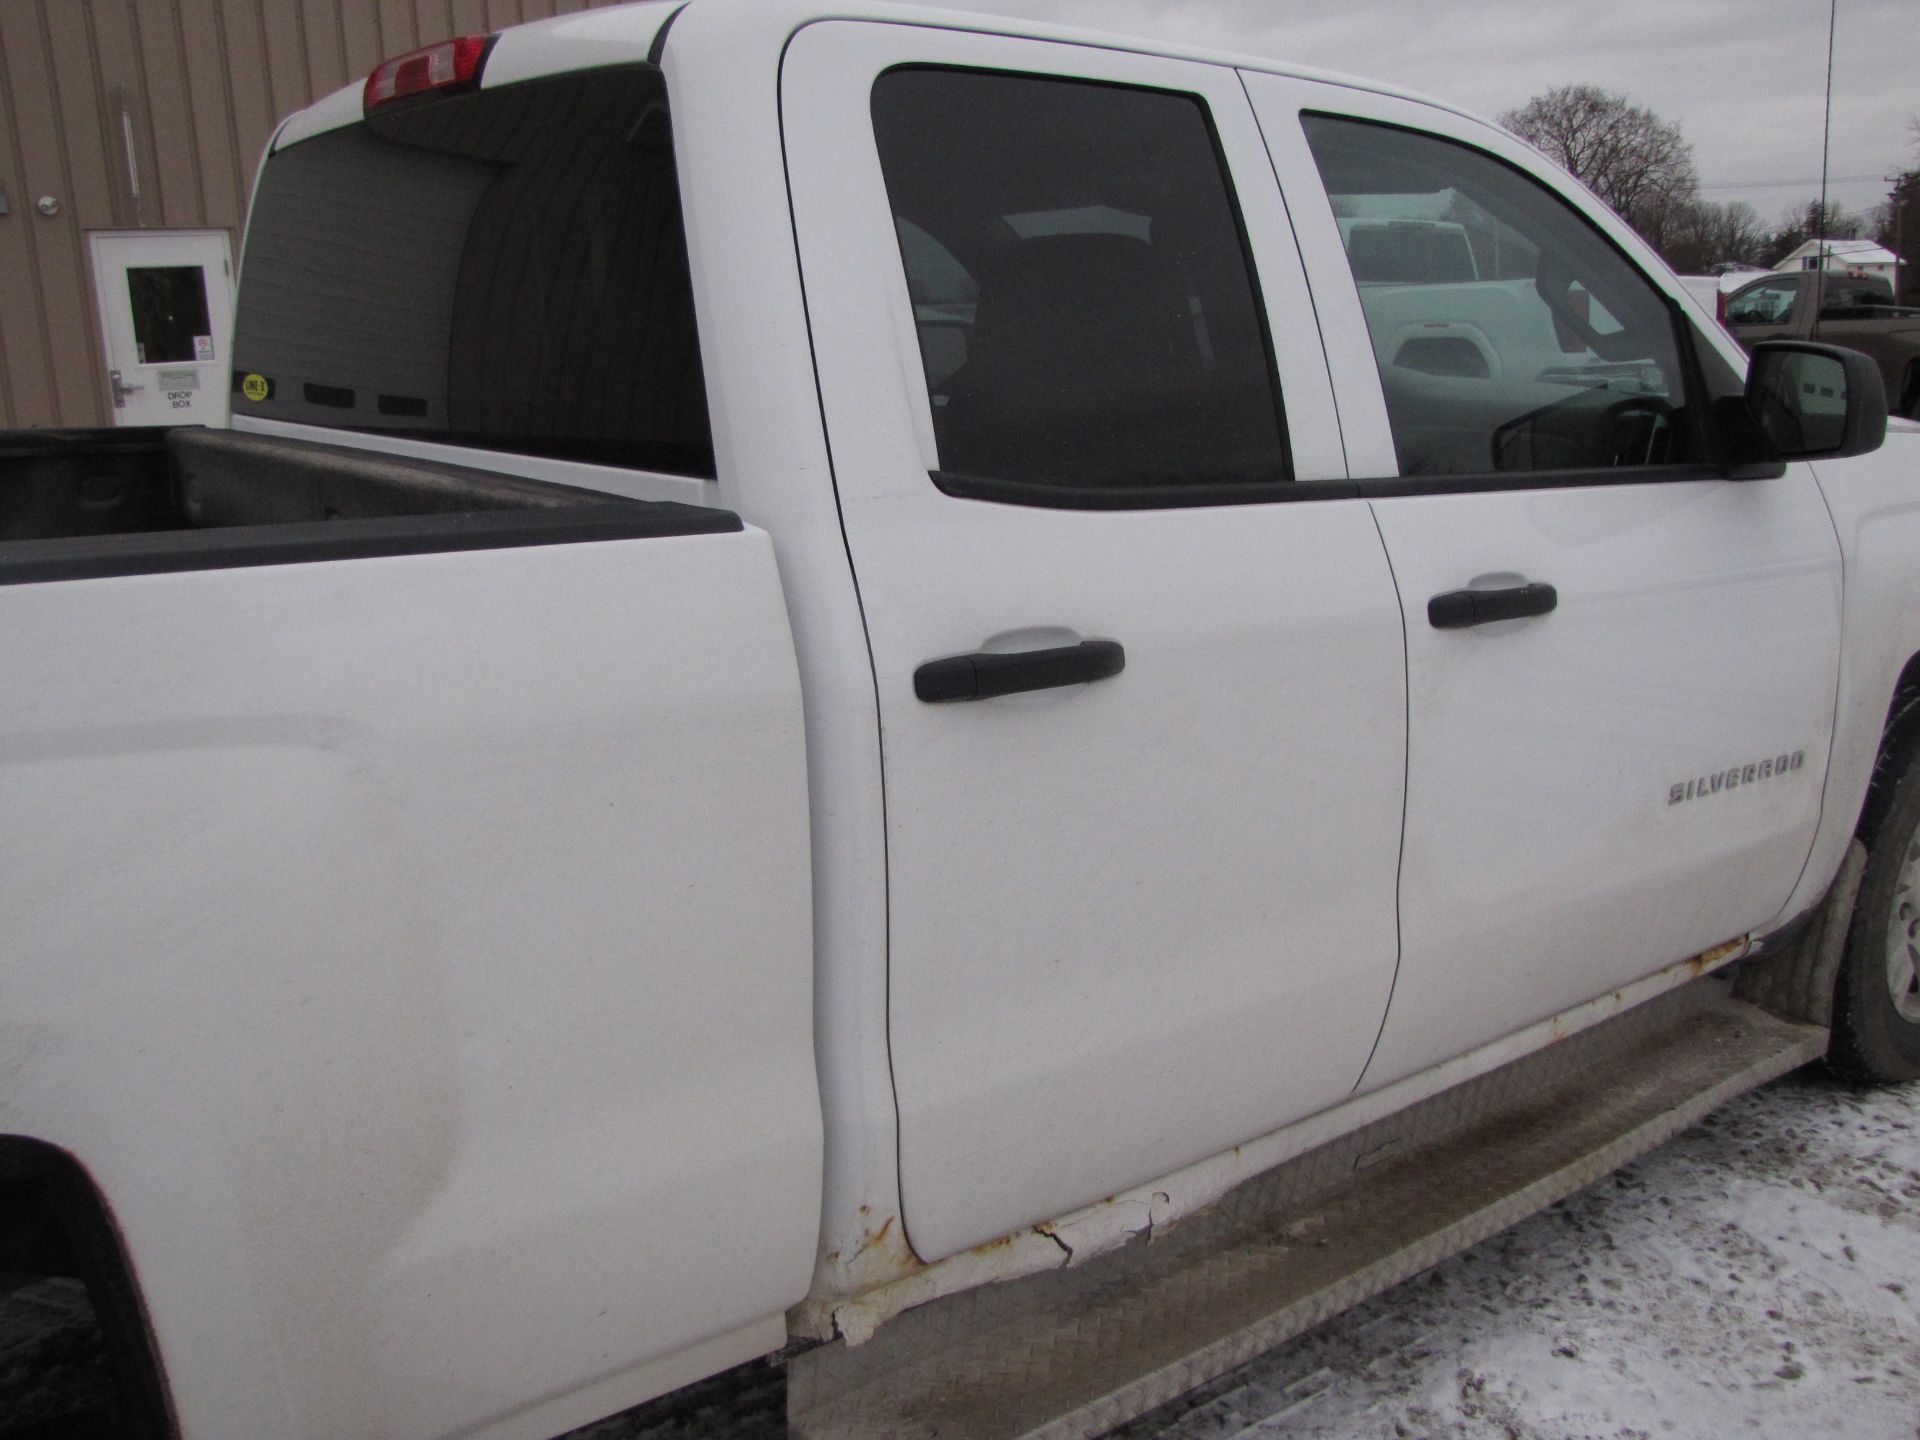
[
  {"x1": 364, "y1": 36, "x2": 492, "y2": 112},
  {"x1": 1716, "y1": 292, "x2": 1728, "y2": 322}
]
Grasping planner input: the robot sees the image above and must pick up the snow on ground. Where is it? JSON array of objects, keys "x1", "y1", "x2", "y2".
[{"x1": 1111, "y1": 1068, "x2": 1920, "y2": 1440}]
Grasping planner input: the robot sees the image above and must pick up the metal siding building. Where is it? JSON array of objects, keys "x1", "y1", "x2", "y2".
[{"x1": 0, "y1": 0, "x2": 626, "y2": 429}]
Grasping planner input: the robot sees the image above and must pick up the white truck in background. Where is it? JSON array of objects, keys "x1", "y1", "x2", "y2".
[{"x1": 3, "y1": 3, "x2": 1918, "y2": 1438}]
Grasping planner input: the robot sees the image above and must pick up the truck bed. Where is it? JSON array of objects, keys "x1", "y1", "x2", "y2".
[
  {"x1": 0, "y1": 426, "x2": 733, "y2": 584},
  {"x1": 0, "y1": 418, "x2": 823, "y2": 1440}
]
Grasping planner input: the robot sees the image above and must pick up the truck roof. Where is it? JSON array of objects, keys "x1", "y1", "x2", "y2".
[{"x1": 274, "y1": 0, "x2": 1496, "y2": 154}]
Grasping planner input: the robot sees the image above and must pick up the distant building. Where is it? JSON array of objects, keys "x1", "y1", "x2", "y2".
[
  {"x1": 0, "y1": 0, "x2": 624, "y2": 431},
  {"x1": 1773, "y1": 238, "x2": 1903, "y2": 291}
]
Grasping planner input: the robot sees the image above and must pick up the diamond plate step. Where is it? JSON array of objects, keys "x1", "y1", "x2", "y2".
[{"x1": 788, "y1": 981, "x2": 1825, "y2": 1440}]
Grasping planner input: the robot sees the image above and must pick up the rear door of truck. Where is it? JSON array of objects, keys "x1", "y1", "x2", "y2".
[{"x1": 783, "y1": 23, "x2": 1409, "y2": 1264}]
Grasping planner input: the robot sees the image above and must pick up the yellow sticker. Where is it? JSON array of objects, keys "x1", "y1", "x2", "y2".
[{"x1": 241, "y1": 373, "x2": 270, "y2": 403}]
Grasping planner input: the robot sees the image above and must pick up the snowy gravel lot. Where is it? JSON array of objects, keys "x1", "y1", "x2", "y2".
[
  {"x1": 574, "y1": 1067, "x2": 1920, "y2": 1440},
  {"x1": 1108, "y1": 1067, "x2": 1920, "y2": 1440}
]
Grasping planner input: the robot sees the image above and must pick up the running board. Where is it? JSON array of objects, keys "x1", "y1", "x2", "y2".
[{"x1": 788, "y1": 979, "x2": 1825, "y2": 1440}]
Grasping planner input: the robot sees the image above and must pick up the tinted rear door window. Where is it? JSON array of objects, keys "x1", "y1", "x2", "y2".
[{"x1": 871, "y1": 68, "x2": 1289, "y2": 498}]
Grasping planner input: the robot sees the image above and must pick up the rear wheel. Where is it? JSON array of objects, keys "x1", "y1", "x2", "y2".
[
  {"x1": 1831, "y1": 749, "x2": 1920, "y2": 1082},
  {"x1": 0, "y1": 1144, "x2": 169, "y2": 1440}
]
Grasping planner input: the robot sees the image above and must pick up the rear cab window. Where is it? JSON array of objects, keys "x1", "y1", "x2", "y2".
[{"x1": 232, "y1": 65, "x2": 713, "y2": 479}]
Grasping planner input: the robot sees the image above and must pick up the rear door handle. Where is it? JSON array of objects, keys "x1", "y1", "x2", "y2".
[
  {"x1": 1428, "y1": 582, "x2": 1557, "y2": 629},
  {"x1": 915, "y1": 639, "x2": 1125, "y2": 703}
]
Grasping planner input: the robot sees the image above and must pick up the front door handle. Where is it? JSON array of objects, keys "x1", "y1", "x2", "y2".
[
  {"x1": 1428, "y1": 582, "x2": 1558, "y2": 629},
  {"x1": 915, "y1": 639, "x2": 1125, "y2": 703}
]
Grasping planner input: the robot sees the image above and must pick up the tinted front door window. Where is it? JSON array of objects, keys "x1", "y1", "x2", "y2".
[
  {"x1": 1726, "y1": 276, "x2": 1802, "y2": 325},
  {"x1": 1304, "y1": 114, "x2": 1700, "y2": 479}
]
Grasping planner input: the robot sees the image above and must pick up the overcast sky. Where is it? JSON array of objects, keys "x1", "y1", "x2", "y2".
[{"x1": 917, "y1": 0, "x2": 1916, "y2": 231}]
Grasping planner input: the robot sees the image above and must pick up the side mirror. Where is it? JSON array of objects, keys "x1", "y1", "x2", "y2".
[{"x1": 1745, "y1": 340, "x2": 1887, "y2": 461}]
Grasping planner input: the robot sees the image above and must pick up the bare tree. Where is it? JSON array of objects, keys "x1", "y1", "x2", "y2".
[
  {"x1": 1879, "y1": 171, "x2": 1919, "y2": 305},
  {"x1": 1769, "y1": 199, "x2": 1867, "y2": 265},
  {"x1": 1501, "y1": 84, "x2": 1699, "y2": 240},
  {"x1": 1660, "y1": 199, "x2": 1769, "y2": 274}
]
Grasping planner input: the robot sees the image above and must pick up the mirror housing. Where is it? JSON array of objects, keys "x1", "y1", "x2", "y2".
[{"x1": 1744, "y1": 340, "x2": 1887, "y2": 464}]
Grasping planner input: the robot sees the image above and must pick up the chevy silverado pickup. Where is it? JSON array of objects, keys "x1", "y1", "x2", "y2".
[
  {"x1": 1725, "y1": 268, "x2": 1920, "y2": 418},
  {"x1": 3, "y1": 3, "x2": 1917, "y2": 1438}
]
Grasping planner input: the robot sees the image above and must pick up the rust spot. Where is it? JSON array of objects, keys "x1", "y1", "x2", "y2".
[
  {"x1": 968, "y1": 1233, "x2": 1018, "y2": 1257},
  {"x1": 838, "y1": 1211, "x2": 927, "y2": 1280},
  {"x1": 1687, "y1": 937, "x2": 1745, "y2": 974}
]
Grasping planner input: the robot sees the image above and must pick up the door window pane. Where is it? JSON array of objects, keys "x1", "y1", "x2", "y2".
[
  {"x1": 127, "y1": 266, "x2": 212, "y2": 364},
  {"x1": 1726, "y1": 276, "x2": 1802, "y2": 324},
  {"x1": 1303, "y1": 115, "x2": 1699, "y2": 479},
  {"x1": 872, "y1": 68, "x2": 1289, "y2": 498}
]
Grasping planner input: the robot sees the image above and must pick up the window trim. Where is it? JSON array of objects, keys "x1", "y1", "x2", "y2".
[
  {"x1": 931, "y1": 468, "x2": 1341, "y2": 510},
  {"x1": 1354, "y1": 460, "x2": 1725, "y2": 500},
  {"x1": 872, "y1": 62, "x2": 1296, "y2": 509},
  {"x1": 929, "y1": 459, "x2": 1736, "y2": 508}
]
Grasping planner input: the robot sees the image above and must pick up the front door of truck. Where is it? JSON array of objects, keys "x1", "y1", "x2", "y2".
[
  {"x1": 783, "y1": 23, "x2": 1409, "y2": 1263},
  {"x1": 1242, "y1": 76, "x2": 1842, "y2": 1089}
]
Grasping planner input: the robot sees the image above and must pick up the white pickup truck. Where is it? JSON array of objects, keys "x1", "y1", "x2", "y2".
[{"x1": 3, "y1": 3, "x2": 1917, "y2": 1438}]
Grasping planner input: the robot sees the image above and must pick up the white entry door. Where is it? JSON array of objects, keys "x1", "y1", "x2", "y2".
[{"x1": 89, "y1": 230, "x2": 235, "y2": 427}]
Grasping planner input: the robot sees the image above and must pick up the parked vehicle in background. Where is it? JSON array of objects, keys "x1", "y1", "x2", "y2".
[
  {"x1": 2, "y1": 4, "x2": 1917, "y2": 1440},
  {"x1": 1335, "y1": 217, "x2": 1480, "y2": 282},
  {"x1": 1676, "y1": 273, "x2": 1723, "y2": 312},
  {"x1": 1724, "y1": 269, "x2": 1920, "y2": 417}
]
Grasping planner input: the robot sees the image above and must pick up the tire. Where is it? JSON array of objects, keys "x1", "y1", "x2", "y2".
[{"x1": 1830, "y1": 749, "x2": 1920, "y2": 1082}]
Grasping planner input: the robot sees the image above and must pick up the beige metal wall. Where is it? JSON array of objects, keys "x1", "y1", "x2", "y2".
[{"x1": 0, "y1": 0, "x2": 627, "y2": 429}]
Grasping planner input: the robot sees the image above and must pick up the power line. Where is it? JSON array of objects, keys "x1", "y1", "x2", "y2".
[{"x1": 1700, "y1": 174, "x2": 1888, "y2": 191}]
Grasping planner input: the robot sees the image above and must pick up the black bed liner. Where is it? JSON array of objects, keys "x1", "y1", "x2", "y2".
[{"x1": 0, "y1": 426, "x2": 738, "y2": 586}]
